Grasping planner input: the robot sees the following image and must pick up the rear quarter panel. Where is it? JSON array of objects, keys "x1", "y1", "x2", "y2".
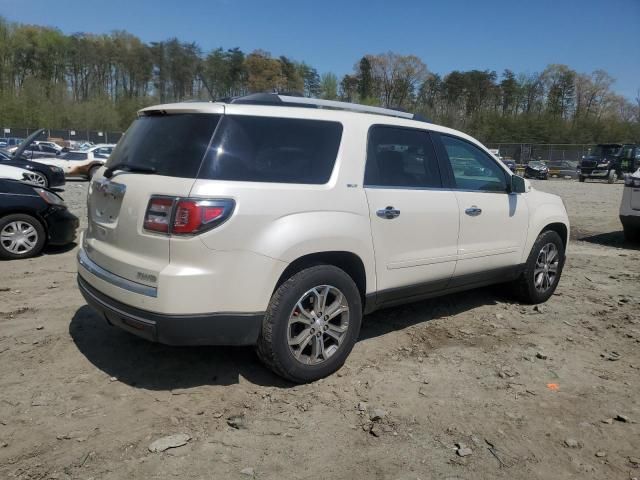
[{"x1": 187, "y1": 119, "x2": 376, "y2": 308}]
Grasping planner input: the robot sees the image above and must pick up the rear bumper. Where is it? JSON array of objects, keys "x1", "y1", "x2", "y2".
[
  {"x1": 620, "y1": 215, "x2": 640, "y2": 229},
  {"x1": 78, "y1": 274, "x2": 263, "y2": 346}
]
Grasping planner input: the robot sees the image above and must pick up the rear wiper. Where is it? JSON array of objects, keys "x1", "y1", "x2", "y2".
[{"x1": 103, "y1": 163, "x2": 157, "y2": 178}]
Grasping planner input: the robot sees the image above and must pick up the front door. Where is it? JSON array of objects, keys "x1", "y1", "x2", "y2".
[
  {"x1": 363, "y1": 125, "x2": 459, "y2": 303},
  {"x1": 435, "y1": 134, "x2": 529, "y2": 283}
]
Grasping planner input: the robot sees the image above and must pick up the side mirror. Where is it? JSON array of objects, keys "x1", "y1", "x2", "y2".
[{"x1": 510, "y1": 175, "x2": 527, "y2": 194}]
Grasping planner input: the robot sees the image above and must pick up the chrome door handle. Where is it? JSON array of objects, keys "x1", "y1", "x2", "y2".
[
  {"x1": 465, "y1": 206, "x2": 482, "y2": 216},
  {"x1": 377, "y1": 206, "x2": 401, "y2": 219}
]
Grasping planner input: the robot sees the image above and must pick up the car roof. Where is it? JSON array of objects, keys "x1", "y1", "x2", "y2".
[{"x1": 138, "y1": 101, "x2": 484, "y2": 151}]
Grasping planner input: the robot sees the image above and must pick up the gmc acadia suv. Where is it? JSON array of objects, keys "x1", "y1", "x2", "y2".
[{"x1": 77, "y1": 94, "x2": 570, "y2": 383}]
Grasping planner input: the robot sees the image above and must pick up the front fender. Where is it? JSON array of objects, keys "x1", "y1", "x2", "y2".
[{"x1": 522, "y1": 201, "x2": 570, "y2": 262}]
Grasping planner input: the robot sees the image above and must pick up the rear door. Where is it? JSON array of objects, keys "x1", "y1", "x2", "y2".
[
  {"x1": 84, "y1": 111, "x2": 222, "y2": 287},
  {"x1": 434, "y1": 134, "x2": 529, "y2": 283},
  {"x1": 363, "y1": 125, "x2": 459, "y2": 303}
]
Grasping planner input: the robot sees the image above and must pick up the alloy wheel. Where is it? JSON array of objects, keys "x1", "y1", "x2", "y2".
[
  {"x1": 0, "y1": 221, "x2": 39, "y2": 255},
  {"x1": 23, "y1": 172, "x2": 47, "y2": 187},
  {"x1": 287, "y1": 285, "x2": 350, "y2": 365},
  {"x1": 533, "y1": 242, "x2": 559, "y2": 292}
]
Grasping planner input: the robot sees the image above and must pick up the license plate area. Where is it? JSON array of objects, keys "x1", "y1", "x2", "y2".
[{"x1": 90, "y1": 179, "x2": 126, "y2": 225}]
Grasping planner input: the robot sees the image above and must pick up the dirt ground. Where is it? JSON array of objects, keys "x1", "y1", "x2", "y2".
[{"x1": 1, "y1": 178, "x2": 638, "y2": 480}]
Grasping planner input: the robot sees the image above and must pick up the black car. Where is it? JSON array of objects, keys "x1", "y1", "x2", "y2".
[
  {"x1": 547, "y1": 160, "x2": 579, "y2": 179},
  {"x1": 579, "y1": 144, "x2": 639, "y2": 183},
  {"x1": 500, "y1": 159, "x2": 517, "y2": 172},
  {"x1": 0, "y1": 129, "x2": 66, "y2": 188},
  {"x1": 0, "y1": 179, "x2": 78, "y2": 259},
  {"x1": 525, "y1": 160, "x2": 549, "y2": 180},
  {"x1": 0, "y1": 149, "x2": 65, "y2": 188}
]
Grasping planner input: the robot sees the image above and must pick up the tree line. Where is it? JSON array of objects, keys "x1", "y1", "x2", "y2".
[{"x1": 0, "y1": 16, "x2": 638, "y2": 143}]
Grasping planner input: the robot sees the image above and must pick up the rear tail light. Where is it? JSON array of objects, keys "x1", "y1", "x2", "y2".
[{"x1": 143, "y1": 196, "x2": 234, "y2": 235}]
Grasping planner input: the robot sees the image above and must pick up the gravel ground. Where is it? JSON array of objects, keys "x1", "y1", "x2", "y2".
[{"x1": 0, "y1": 178, "x2": 638, "y2": 480}]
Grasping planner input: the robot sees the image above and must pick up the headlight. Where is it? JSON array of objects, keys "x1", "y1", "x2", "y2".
[
  {"x1": 34, "y1": 188, "x2": 65, "y2": 206},
  {"x1": 597, "y1": 163, "x2": 610, "y2": 168},
  {"x1": 48, "y1": 165, "x2": 62, "y2": 173}
]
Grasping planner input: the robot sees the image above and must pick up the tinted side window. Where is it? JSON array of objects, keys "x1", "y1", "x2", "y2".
[
  {"x1": 64, "y1": 152, "x2": 89, "y2": 161},
  {"x1": 365, "y1": 126, "x2": 441, "y2": 188},
  {"x1": 441, "y1": 135, "x2": 507, "y2": 192},
  {"x1": 199, "y1": 116, "x2": 342, "y2": 184}
]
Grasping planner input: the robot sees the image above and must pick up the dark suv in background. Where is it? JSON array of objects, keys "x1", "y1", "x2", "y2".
[{"x1": 579, "y1": 144, "x2": 639, "y2": 183}]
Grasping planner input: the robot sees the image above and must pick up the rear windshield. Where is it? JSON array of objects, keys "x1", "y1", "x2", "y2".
[
  {"x1": 62, "y1": 152, "x2": 88, "y2": 160},
  {"x1": 106, "y1": 114, "x2": 220, "y2": 178},
  {"x1": 198, "y1": 115, "x2": 343, "y2": 184}
]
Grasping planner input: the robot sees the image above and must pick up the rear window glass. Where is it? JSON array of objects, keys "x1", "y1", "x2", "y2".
[
  {"x1": 198, "y1": 115, "x2": 343, "y2": 184},
  {"x1": 106, "y1": 114, "x2": 220, "y2": 178},
  {"x1": 63, "y1": 152, "x2": 88, "y2": 160}
]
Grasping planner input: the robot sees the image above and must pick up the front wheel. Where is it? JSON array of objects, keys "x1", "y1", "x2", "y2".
[
  {"x1": 23, "y1": 171, "x2": 48, "y2": 188},
  {"x1": 0, "y1": 214, "x2": 46, "y2": 260},
  {"x1": 578, "y1": 175, "x2": 585, "y2": 183},
  {"x1": 257, "y1": 265, "x2": 362, "y2": 383},
  {"x1": 607, "y1": 171, "x2": 617, "y2": 184},
  {"x1": 511, "y1": 230, "x2": 565, "y2": 304}
]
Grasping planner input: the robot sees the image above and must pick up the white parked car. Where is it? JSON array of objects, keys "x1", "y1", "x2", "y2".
[
  {"x1": 77, "y1": 94, "x2": 570, "y2": 382},
  {"x1": 34, "y1": 144, "x2": 116, "y2": 179},
  {"x1": 620, "y1": 168, "x2": 640, "y2": 242}
]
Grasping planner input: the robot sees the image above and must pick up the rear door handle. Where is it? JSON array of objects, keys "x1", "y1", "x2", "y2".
[
  {"x1": 377, "y1": 206, "x2": 401, "y2": 219},
  {"x1": 465, "y1": 206, "x2": 482, "y2": 216}
]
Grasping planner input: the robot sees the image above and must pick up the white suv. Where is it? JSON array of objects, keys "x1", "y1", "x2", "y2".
[
  {"x1": 620, "y1": 168, "x2": 640, "y2": 241},
  {"x1": 77, "y1": 94, "x2": 569, "y2": 382}
]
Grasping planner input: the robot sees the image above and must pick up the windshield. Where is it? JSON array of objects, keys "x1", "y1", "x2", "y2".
[
  {"x1": 589, "y1": 145, "x2": 621, "y2": 158},
  {"x1": 106, "y1": 114, "x2": 220, "y2": 178},
  {"x1": 529, "y1": 161, "x2": 546, "y2": 167}
]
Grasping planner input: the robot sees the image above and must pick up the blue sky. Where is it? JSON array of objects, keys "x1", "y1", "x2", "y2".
[{"x1": 1, "y1": 0, "x2": 638, "y2": 99}]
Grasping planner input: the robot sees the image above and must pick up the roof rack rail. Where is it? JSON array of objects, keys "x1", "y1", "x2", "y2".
[{"x1": 227, "y1": 93, "x2": 431, "y2": 122}]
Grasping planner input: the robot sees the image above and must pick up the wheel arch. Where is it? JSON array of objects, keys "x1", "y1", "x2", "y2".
[
  {"x1": 274, "y1": 251, "x2": 367, "y2": 307},
  {"x1": 541, "y1": 222, "x2": 568, "y2": 248}
]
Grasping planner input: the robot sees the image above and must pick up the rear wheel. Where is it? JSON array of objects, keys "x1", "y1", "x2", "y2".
[
  {"x1": 257, "y1": 265, "x2": 362, "y2": 383},
  {"x1": 0, "y1": 214, "x2": 46, "y2": 260},
  {"x1": 578, "y1": 176, "x2": 585, "y2": 183},
  {"x1": 511, "y1": 230, "x2": 565, "y2": 304}
]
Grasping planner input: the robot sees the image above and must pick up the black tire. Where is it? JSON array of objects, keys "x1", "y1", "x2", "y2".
[
  {"x1": 623, "y1": 224, "x2": 640, "y2": 243},
  {"x1": 578, "y1": 176, "x2": 585, "y2": 183},
  {"x1": 0, "y1": 214, "x2": 46, "y2": 260},
  {"x1": 511, "y1": 230, "x2": 565, "y2": 304},
  {"x1": 88, "y1": 165, "x2": 100, "y2": 179},
  {"x1": 257, "y1": 265, "x2": 362, "y2": 383},
  {"x1": 607, "y1": 171, "x2": 617, "y2": 184}
]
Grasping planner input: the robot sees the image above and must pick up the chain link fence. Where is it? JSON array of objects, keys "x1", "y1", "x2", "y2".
[
  {"x1": 1, "y1": 127, "x2": 124, "y2": 145},
  {"x1": 485, "y1": 143, "x2": 596, "y2": 164}
]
